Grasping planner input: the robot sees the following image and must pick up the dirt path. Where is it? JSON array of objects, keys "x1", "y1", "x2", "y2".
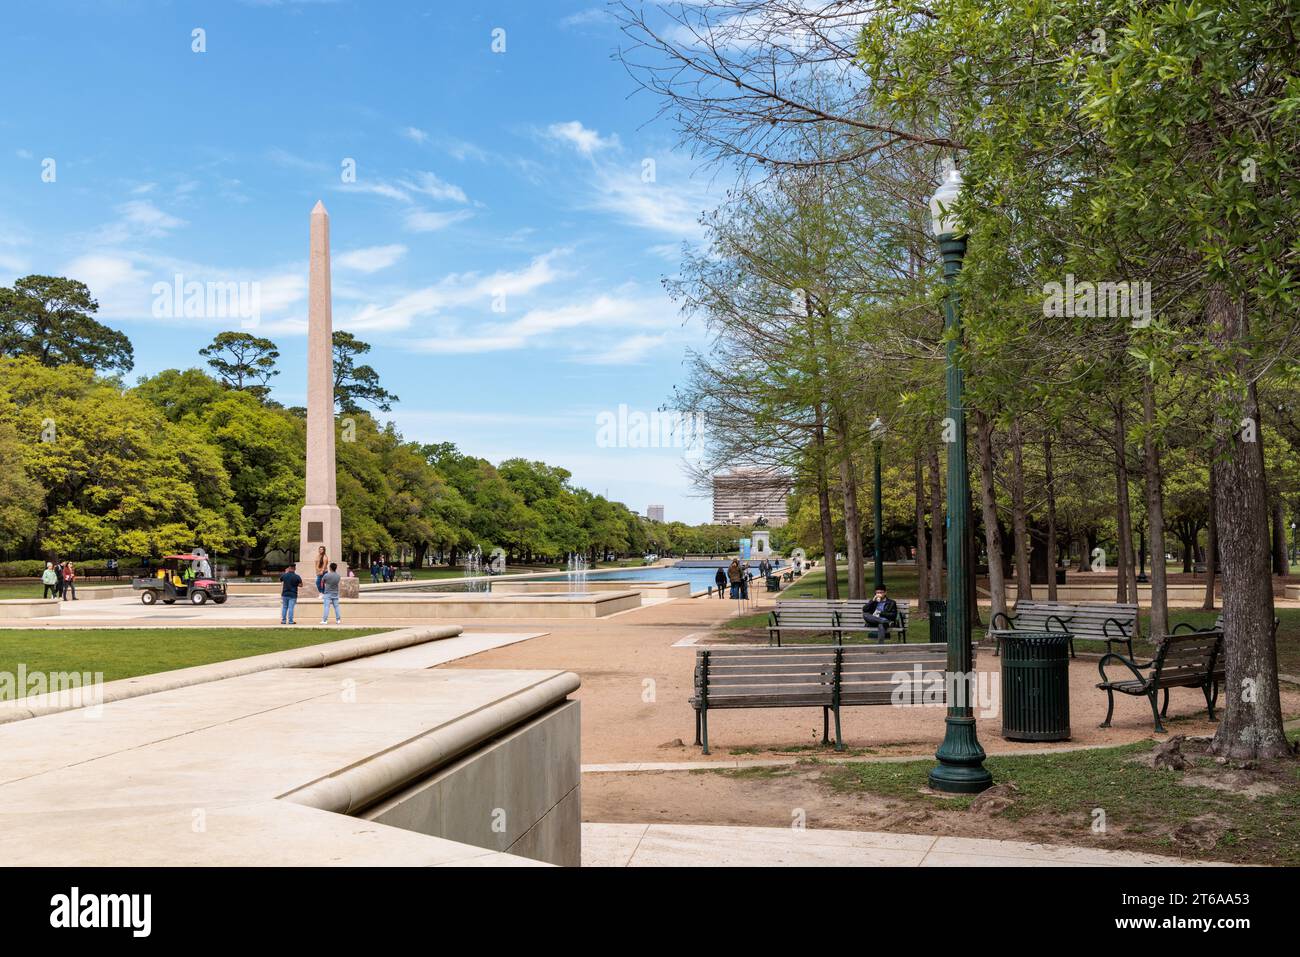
[{"x1": 436, "y1": 591, "x2": 1294, "y2": 764}]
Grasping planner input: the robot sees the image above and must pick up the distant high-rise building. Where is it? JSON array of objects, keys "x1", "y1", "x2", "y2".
[
  {"x1": 647, "y1": 505, "x2": 665, "y2": 523},
  {"x1": 711, "y1": 468, "x2": 792, "y2": 526}
]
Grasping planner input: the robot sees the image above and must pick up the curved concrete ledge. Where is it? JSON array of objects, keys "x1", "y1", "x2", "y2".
[
  {"x1": 0, "y1": 624, "x2": 463, "y2": 725},
  {"x1": 0, "y1": 599, "x2": 60, "y2": 619},
  {"x1": 279, "y1": 670, "x2": 581, "y2": 815}
]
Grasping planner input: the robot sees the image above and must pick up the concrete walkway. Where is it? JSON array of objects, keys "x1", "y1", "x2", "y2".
[{"x1": 582, "y1": 823, "x2": 1227, "y2": 867}]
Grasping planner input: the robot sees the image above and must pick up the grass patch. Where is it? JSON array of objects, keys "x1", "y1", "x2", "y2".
[
  {"x1": 0, "y1": 627, "x2": 381, "y2": 689},
  {"x1": 816, "y1": 740, "x2": 1300, "y2": 864}
]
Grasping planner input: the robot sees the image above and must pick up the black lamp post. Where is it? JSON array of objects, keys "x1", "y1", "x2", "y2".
[
  {"x1": 927, "y1": 165, "x2": 993, "y2": 795},
  {"x1": 871, "y1": 416, "x2": 886, "y2": 592}
]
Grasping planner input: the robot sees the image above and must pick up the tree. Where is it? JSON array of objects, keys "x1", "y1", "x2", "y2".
[
  {"x1": 332, "y1": 331, "x2": 398, "y2": 413},
  {"x1": 0, "y1": 357, "x2": 246, "y2": 557},
  {"x1": 199, "y1": 331, "x2": 280, "y2": 399},
  {"x1": 0, "y1": 275, "x2": 133, "y2": 374},
  {"x1": 0, "y1": 412, "x2": 41, "y2": 551}
]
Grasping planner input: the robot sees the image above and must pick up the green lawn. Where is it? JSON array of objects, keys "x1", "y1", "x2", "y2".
[
  {"x1": 809, "y1": 735, "x2": 1300, "y2": 865},
  {"x1": 0, "y1": 627, "x2": 380, "y2": 689},
  {"x1": 0, "y1": 583, "x2": 43, "y2": 600}
]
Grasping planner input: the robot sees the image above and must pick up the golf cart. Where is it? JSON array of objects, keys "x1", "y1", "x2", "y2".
[{"x1": 132, "y1": 554, "x2": 228, "y2": 606}]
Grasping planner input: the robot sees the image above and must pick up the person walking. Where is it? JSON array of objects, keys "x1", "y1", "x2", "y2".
[
  {"x1": 61, "y1": 561, "x2": 77, "y2": 601},
  {"x1": 320, "y1": 562, "x2": 343, "y2": 624},
  {"x1": 713, "y1": 566, "x2": 727, "y2": 599},
  {"x1": 727, "y1": 558, "x2": 742, "y2": 599},
  {"x1": 41, "y1": 562, "x2": 58, "y2": 598},
  {"x1": 279, "y1": 565, "x2": 302, "y2": 625},
  {"x1": 313, "y1": 546, "x2": 329, "y2": 593}
]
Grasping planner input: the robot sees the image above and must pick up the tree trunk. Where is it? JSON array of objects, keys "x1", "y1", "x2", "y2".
[
  {"x1": 1206, "y1": 287, "x2": 1289, "y2": 760},
  {"x1": 1113, "y1": 405, "x2": 1136, "y2": 606},
  {"x1": 1142, "y1": 376, "x2": 1169, "y2": 639},
  {"x1": 1272, "y1": 499, "x2": 1288, "y2": 576},
  {"x1": 834, "y1": 411, "x2": 864, "y2": 600},
  {"x1": 1044, "y1": 433, "x2": 1058, "y2": 602},
  {"x1": 1008, "y1": 417, "x2": 1033, "y2": 606},
  {"x1": 927, "y1": 444, "x2": 943, "y2": 599},
  {"x1": 813, "y1": 407, "x2": 840, "y2": 599},
  {"x1": 974, "y1": 410, "x2": 1006, "y2": 623},
  {"x1": 1203, "y1": 470, "x2": 1218, "y2": 610},
  {"x1": 914, "y1": 454, "x2": 929, "y2": 614}
]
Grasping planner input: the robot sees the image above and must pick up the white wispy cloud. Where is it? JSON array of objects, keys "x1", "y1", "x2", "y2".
[
  {"x1": 403, "y1": 208, "x2": 474, "y2": 233},
  {"x1": 336, "y1": 244, "x2": 408, "y2": 273},
  {"x1": 342, "y1": 250, "x2": 566, "y2": 333},
  {"x1": 546, "y1": 120, "x2": 620, "y2": 156},
  {"x1": 410, "y1": 291, "x2": 677, "y2": 364},
  {"x1": 84, "y1": 201, "x2": 188, "y2": 245}
]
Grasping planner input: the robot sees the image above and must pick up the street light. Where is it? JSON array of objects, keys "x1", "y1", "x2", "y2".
[
  {"x1": 870, "y1": 416, "x2": 886, "y2": 592},
  {"x1": 927, "y1": 164, "x2": 993, "y2": 795}
]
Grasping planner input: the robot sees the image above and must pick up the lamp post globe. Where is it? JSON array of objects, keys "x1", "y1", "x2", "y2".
[{"x1": 927, "y1": 163, "x2": 993, "y2": 795}]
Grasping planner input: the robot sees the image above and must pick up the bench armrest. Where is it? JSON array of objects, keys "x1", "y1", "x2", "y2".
[
  {"x1": 1097, "y1": 652, "x2": 1154, "y2": 686},
  {"x1": 1103, "y1": 617, "x2": 1131, "y2": 638},
  {"x1": 1169, "y1": 622, "x2": 1199, "y2": 634},
  {"x1": 990, "y1": 611, "x2": 1015, "y2": 630},
  {"x1": 768, "y1": 611, "x2": 779, "y2": 627},
  {"x1": 1046, "y1": 613, "x2": 1073, "y2": 633}
]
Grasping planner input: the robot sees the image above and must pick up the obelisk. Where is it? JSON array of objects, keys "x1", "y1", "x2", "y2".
[{"x1": 297, "y1": 201, "x2": 352, "y2": 595}]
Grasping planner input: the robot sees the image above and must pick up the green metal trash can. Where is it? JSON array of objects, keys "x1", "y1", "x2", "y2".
[
  {"x1": 1001, "y1": 632, "x2": 1071, "y2": 741},
  {"x1": 926, "y1": 599, "x2": 947, "y2": 645}
]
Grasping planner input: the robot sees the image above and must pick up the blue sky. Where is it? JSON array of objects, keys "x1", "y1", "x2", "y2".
[{"x1": 0, "y1": 0, "x2": 724, "y2": 522}]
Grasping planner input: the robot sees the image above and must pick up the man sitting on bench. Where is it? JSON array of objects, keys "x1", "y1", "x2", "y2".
[{"x1": 862, "y1": 586, "x2": 898, "y2": 643}]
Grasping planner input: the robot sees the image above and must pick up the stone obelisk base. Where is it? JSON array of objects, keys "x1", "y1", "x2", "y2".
[{"x1": 297, "y1": 504, "x2": 358, "y2": 598}]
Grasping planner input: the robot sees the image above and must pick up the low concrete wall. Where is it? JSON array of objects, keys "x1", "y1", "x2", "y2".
[
  {"x1": 343, "y1": 591, "x2": 641, "y2": 619},
  {"x1": 0, "y1": 599, "x2": 60, "y2": 619},
  {"x1": 363, "y1": 700, "x2": 581, "y2": 866},
  {"x1": 490, "y1": 579, "x2": 690, "y2": 603}
]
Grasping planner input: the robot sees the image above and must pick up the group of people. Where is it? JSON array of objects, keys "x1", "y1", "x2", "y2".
[
  {"x1": 369, "y1": 556, "x2": 399, "y2": 583},
  {"x1": 713, "y1": 559, "x2": 752, "y2": 600},
  {"x1": 277, "y1": 545, "x2": 344, "y2": 625},
  {"x1": 40, "y1": 561, "x2": 78, "y2": 600}
]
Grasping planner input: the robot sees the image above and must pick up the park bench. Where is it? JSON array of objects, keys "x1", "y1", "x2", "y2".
[
  {"x1": 690, "y1": 642, "x2": 950, "y2": 753},
  {"x1": 765, "y1": 575, "x2": 782, "y2": 592},
  {"x1": 769, "y1": 599, "x2": 911, "y2": 646},
  {"x1": 1097, "y1": 631, "x2": 1223, "y2": 733},
  {"x1": 1171, "y1": 613, "x2": 1279, "y2": 640},
  {"x1": 990, "y1": 600, "x2": 1137, "y2": 658}
]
